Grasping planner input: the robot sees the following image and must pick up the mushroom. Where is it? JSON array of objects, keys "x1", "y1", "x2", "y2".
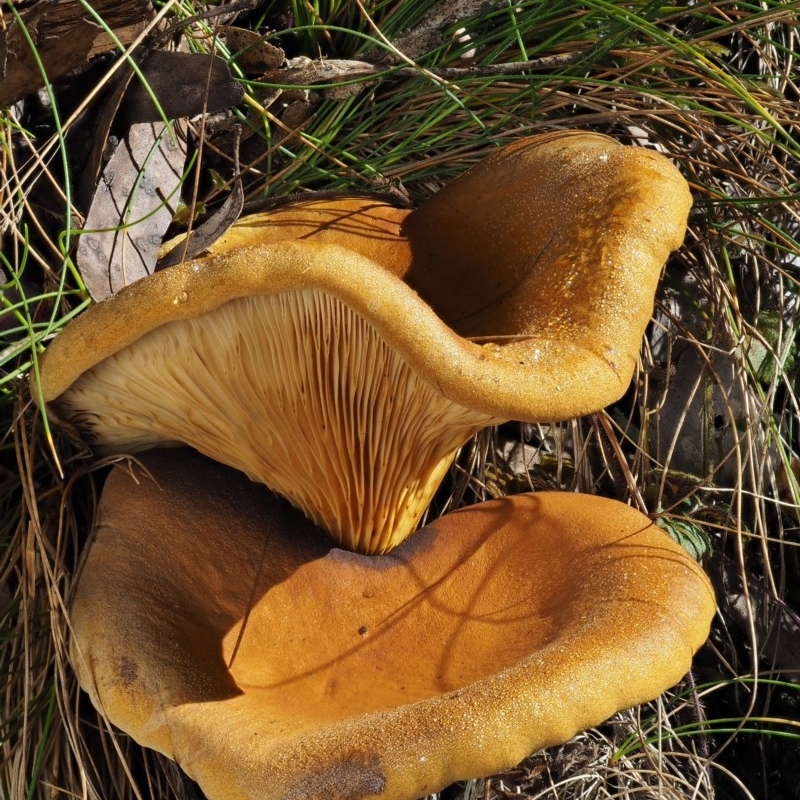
[
  {"x1": 34, "y1": 131, "x2": 692, "y2": 553},
  {"x1": 71, "y1": 448, "x2": 716, "y2": 800}
]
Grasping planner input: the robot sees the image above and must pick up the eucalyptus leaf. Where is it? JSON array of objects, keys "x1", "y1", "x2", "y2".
[{"x1": 76, "y1": 121, "x2": 187, "y2": 301}]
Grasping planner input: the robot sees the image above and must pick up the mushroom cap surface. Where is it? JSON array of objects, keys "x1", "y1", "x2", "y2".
[
  {"x1": 34, "y1": 131, "x2": 692, "y2": 552},
  {"x1": 71, "y1": 449, "x2": 716, "y2": 800},
  {"x1": 402, "y1": 130, "x2": 692, "y2": 367},
  {"x1": 166, "y1": 196, "x2": 413, "y2": 274}
]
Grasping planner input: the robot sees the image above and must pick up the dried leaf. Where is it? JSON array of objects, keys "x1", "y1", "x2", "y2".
[
  {"x1": 121, "y1": 51, "x2": 244, "y2": 124},
  {"x1": 157, "y1": 177, "x2": 243, "y2": 269},
  {"x1": 76, "y1": 121, "x2": 187, "y2": 301},
  {"x1": 276, "y1": 98, "x2": 314, "y2": 145},
  {"x1": 220, "y1": 26, "x2": 284, "y2": 74},
  {"x1": 158, "y1": 127, "x2": 244, "y2": 269},
  {"x1": 390, "y1": 0, "x2": 501, "y2": 60},
  {"x1": 714, "y1": 556, "x2": 800, "y2": 675},
  {"x1": 78, "y1": 66, "x2": 138, "y2": 210},
  {"x1": 263, "y1": 57, "x2": 381, "y2": 99}
]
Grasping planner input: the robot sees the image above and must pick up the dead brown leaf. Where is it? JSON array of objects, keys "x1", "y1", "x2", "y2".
[
  {"x1": 157, "y1": 170, "x2": 244, "y2": 270},
  {"x1": 219, "y1": 26, "x2": 284, "y2": 75},
  {"x1": 76, "y1": 121, "x2": 187, "y2": 300},
  {"x1": 121, "y1": 50, "x2": 244, "y2": 124}
]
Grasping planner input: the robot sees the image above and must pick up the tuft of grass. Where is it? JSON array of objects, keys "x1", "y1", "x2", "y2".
[{"x1": 1, "y1": 1, "x2": 799, "y2": 799}]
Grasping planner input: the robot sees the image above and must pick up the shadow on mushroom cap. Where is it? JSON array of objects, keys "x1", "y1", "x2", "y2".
[{"x1": 71, "y1": 449, "x2": 716, "y2": 800}]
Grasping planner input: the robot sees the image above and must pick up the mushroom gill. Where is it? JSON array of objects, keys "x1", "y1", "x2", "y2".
[{"x1": 53, "y1": 282, "x2": 496, "y2": 553}]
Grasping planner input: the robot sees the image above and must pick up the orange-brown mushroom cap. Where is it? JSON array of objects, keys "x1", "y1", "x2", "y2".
[
  {"x1": 70, "y1": 449, "x2": 716, "y2": 800},
  {"x1": 165, "y1": 195, "x2": 413, "y2": 274},
  {"x1": 34, "y1": 131, "x2": 692, "y2": 553}
]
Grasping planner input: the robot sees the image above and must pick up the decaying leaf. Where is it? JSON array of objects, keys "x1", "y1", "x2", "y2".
[
  {"x1": 157, "y1": 173, "x2": 244, "y2": 270},
  {"x1": 713, "y1": 556, "x2": 800, "y2": 675},
  {"x1": 159, "y1": 124, "x2": 245, "y2": 269},
  {"x1": 78, "y1": 66, "x2": 139, "y2": 210},
  {"x1": 274, "y1": 97, "x2": 315, "y2": 144},
  {"x1": 121, "y1": 51, "x2": 245, "y2": 124},
  {"x1": 76, "y1": 121, "x2": 187, "y2": 301},
  {"x1": 220, "y1": 26, "x2": 285, "y2": 74},
  {"x1": 648, "y1": 271, "x2": 773, "y2": 489},
  {"x1": 259, "y1": 53, "x2": 573, "y2": 103},
  {"x1": 260, "y1": 56, "x2": 383, "y2": 99},
  {"x1": 385, "y1": 0, "x2": 501, "y2": 60},
  {"x1": 78, "y1": 47, "x2": 243, "y2": 208}
]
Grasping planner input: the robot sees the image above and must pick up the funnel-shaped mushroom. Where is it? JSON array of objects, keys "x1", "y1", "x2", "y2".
[
  {"x1": 71, "y1": 449, "x2": 715, "y2": 800},
  {"x1": 35, "y1": 132, "x2": 692, "y2": 553}
]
